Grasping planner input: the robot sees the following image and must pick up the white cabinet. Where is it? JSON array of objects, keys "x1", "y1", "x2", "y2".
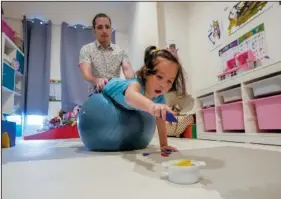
[{"x1": 195, "y1": 61, "x2": 281, "y2": 146}]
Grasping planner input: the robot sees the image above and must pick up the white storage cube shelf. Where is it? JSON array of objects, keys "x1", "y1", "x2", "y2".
[
  {"x1": 218, "y1": 87, "x2": 242, "y2": 103},
  {"x1": 195, "y1": 61, "x2": 281, "y2": 146},
  {"x1": 247, "y1": 74, "x2": 281, "y2": 97},
  {"x1": 1, "y1": 32, "x2": 24, "y2": 115},
  {"x1": 200, "y1": 95, "x2": 215, "y2": 108}
]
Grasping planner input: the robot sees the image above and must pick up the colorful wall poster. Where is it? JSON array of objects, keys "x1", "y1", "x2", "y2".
[
  {"x1": 223, "y1": 2, "x2": 273, "y2": 35},
  {"x1": 219, "y1": 23, "x2": 268, "y2": 71},
  {"x1": 207, "y1": 19, "x2": 223, "y2": 51}
]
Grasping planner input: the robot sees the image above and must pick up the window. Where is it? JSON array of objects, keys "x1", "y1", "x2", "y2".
[{"x1": 26, "y1": 115, "x2": 44, "y2": 126}]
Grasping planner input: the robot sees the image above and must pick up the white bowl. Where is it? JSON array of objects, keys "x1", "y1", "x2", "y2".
[{"x1": 162, "y1": 159, "x2": 206, "y2": 185}]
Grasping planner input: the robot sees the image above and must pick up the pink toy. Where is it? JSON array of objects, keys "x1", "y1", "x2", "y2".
[
  {"x1": 63, "y1": 105, "x2": 81, "y2": 120},
  {"x1": 226, "y1": 57, "x2": 237, "y2": 71},
  {"x1": 217, "y1": 50, "x2": 257, "y2": 81},
  {"x1": 249, "y1": 94, "x2": 281, "y2": 130},
  {"x1": 235, "y1": 50, "x2": 256, "y2": 70}
]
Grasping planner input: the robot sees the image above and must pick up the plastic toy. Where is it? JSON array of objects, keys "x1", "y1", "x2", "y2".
[
  {"x1": 161, "y1": 152, "x2": 169, "y2": 157},
  {"x1": 217, "y1": 50, "x2": 257, "y2": 81},
  {"x1": 165, "y1": 111, "x2": 178, "y2": 123},
  {"x1": 172, "y1": 159, "x2": 192, "y2": 167},
  {"x1": 2, "y1": 132, "x2": 10, "y2": 148}
]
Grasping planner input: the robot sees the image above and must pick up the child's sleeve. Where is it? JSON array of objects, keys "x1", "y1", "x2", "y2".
[{"x1": 103, "y1": 78, "x2": 139, "y2": 110}]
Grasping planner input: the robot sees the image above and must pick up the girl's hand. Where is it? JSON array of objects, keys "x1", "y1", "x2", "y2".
[
  {"x1": 149, "y1": 103, "x2": 176, "y2": 121},
  {"x1": 161, "y1": 145, "x2": 178, "y2": 152}
]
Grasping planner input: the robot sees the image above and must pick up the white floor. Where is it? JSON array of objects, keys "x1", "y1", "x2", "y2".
[{"x1": 2, "y1": 137, "x2": 281, "y2": 199}]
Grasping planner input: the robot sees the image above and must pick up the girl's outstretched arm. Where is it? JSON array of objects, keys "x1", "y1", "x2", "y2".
[
  {"x1": 124, "y1": 82, "x2": 155, "y2": 113},
  {"x1": 156, "y1": 118, "x2": 168, "y2": 146},
  {"x1": 125, "y1": 82, "x2": 178, "y2": 151},
  {"x1": 125, "y1": 82, "x2": 176, "y2": 118},
  {"x1": 156, "y1": 116, "x2": 178, "y2": 152}
]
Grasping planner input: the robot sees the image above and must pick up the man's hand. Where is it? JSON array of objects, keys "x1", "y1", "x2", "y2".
[{"x1": 95, "y1": 78, "x2": 108, "y2": 91}]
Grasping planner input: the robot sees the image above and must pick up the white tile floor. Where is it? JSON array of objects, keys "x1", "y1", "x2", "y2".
[{"x1": 2, "y1": 137, "x2": 281, "y2": 199}]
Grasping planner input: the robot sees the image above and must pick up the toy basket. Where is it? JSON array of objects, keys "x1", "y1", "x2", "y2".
[{"x1": 166, "y1": 114, "x2": 194, "y2": 137}]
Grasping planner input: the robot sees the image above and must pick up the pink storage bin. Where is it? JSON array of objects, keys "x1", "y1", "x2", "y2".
[
  {"x1": 2, "y1": 20, "x2": 15, "y2": 41},
  {"x1": 201, "y1": 107, "x2": 216, "y2": 131},
  {"x1": 218, "y1": 101, "x2": 245, "y2": 130},
  {"x1": 249, "y1": 94, "x2": 281, "y2": 130}
]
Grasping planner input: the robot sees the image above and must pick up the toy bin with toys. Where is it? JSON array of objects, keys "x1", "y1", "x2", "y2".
[{"x1": 217, "y1": 101, "x2": 245, "y2": 131}]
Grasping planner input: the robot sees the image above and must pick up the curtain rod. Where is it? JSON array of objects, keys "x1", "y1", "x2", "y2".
[{"x1": 4, "y1": 16, "x2": 121, "y2": 33}]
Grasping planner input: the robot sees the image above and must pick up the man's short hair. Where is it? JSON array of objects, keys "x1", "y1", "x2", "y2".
[{"x1": 92, "y1": 13, "x2": 112, "y2": 29}]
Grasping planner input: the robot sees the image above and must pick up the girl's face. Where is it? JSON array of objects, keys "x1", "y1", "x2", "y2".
[{"x1": 145, "y1": 57, "x2": 178, "y2": 98}]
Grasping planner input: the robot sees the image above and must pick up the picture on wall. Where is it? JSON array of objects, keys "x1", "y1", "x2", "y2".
[
  {"x1": 207, "y1": 19, "x2": 223, "y2": 51},
  {"x1": 219, "y1": 23, "x2": 268, "y2": 71},
  {"x1": 224, "y1": 2, "x2": 273, "y2": 35}
]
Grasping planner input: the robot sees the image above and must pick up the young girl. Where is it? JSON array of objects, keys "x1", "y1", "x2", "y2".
[{"x1": 102, "y1": 45, "x2": 186, "y2": 152}]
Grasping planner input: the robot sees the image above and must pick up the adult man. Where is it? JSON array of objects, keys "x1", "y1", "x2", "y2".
[{"x1": 79, "y1": 13, "x2": 134, "y2": 93}]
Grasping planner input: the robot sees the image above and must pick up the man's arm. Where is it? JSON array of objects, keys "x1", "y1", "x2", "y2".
[
  {"x1": 80, "y1": 63, "x2": 97, "y2": 84},
  {"x1": 79, "y1": 45, "x2": 97, "y2": 84},
  {"x1": 121, "y1": 50, "x2": 135, "y2": 79}
]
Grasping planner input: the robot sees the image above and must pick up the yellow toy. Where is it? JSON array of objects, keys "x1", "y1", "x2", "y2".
[
  {"x1": 172, "y1": 159, "x2": 193, "y2": 167},
  {"x1": 2, "y1": 132, "x2": 10, "y2": 148}
]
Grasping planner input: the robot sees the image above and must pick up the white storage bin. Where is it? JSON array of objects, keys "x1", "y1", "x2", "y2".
[
  {"x1": 219, "y1": 87, "x2": 242, "y2": 103},
  {"x1": 200, "y1": 95, "x2": 215, "y2": 108},
  {"x1": 249, "y1": 74, "x2": 281, "y2": 97}
]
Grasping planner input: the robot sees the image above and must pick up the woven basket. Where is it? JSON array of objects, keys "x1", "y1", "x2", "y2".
[{"x1": 166, "y1": 114, "x2": 194, "y2": 137}]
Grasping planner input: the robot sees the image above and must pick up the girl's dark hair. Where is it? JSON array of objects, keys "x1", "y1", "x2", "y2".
[{"x1": 136, "y1": 45, "x2": 187, "y2": 97}]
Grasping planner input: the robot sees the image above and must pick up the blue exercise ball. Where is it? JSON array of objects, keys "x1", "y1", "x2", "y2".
[{"x1": 77, "y1": 93, "x2": 156, "y2": 151}]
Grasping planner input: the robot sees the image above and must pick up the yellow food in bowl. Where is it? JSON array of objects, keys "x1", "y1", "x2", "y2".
[{"x1": 172, "y1": 159, "x2": 192, "y2": 167}]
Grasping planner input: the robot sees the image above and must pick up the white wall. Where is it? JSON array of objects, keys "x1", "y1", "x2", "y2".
[
  {"x1": 157, "y1": 2, "x2": 193, "y2": 94},
  {"x1": 2, "y1": 2, "x2": 132, "y2": 119},
  {"x1": 2, "y1": 2, "x2": 133, "y2": 32},
  {"x1": 128, "y1": 2, "x2": 159, "y2": 71},
  {"x1": 182, "y1": 2, "x2": 281, "y2": 93}
]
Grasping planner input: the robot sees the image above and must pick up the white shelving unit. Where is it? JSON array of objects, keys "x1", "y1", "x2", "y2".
[
  {"x1": 195, "y1": 61, "x2": 281, "y2": 146},
  {"x1": 1, "y1": 32, "x2": 25, "y2": 115}
]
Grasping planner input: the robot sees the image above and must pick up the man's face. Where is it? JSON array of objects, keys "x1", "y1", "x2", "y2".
[{"x1": 93, "y1": 17, "x2": 112, "y2": 44}]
